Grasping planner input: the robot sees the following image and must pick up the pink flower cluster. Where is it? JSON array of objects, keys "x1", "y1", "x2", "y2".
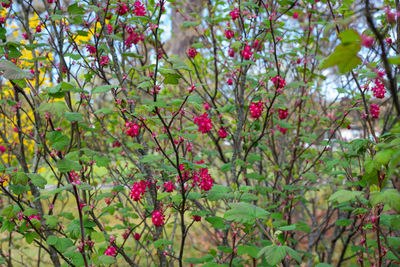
[
  {"x1": 361, "y1": 35, "x2": 374, "y2": 48},
  {"x1": 176, "y1": 164, "x2": 214, "y2": 192},
  {"x1": 241, "y1": 45, "x2": 253, "y2": 60},
  {"x1": 370, "y1": 104, "x2": 380, "y2": 118},
  {"x1": 278, "y1": 108, "x2": 289, "y2": 119},
  {"x1": 27, "y1": 213, "x2": 40, "y2": 227},
  {"x1": 1, "y1": 0, "x2": 12, "y2": 8},
  {"x1": 229, "y1": 8, "x2": 240, "y2": 20},
  {"x1": 129, "y1": 180, "x2": 148, "y2": 201},
  {"x1": 371, "y1": 78, "x2": 386, "y2": 99},
  {"x1": 133, "y1": 1, "x2": 146, "y2": 16},
  {"x1": 105, "y1": 245, "x2": 117, "y2": 257},
  {"x1": 124, "y1": 121, "x2": 141, "y2": 137},
  {"x1": 188, "y1": 47, "x2": 198, "y2": 58},
  {"x1": 125, "y1": 26, "x2": 144, "y2": 48},
  {"x1": 198, "y1": 168, "x2": 214, "y2": 191},
  {"x1": 194, "y1": 112, "x2": 213, "y2": 133},
  {"x1": 85, "y1": 44, "x2": 96, "y2": 55},
  {"x1": 225, "y1": 30, "x2": 234, "y2": 39},
  {"x1": 117, "y1": 2, "x2": 129, "y2": 16},
  {"x1": 218, "y1": 128, "x2": 228, "y2": 138},
  {"x1": 152, "y1": 210, "x2": 165, "y2": 226},
  {"x1": 249, "y1": 101, "x2": 264, "y2": 118},
  {"x1": 163, "y1": 181, "x2": 176, "y2": 193},
  {"x1": 277, "y1": 125, "x2": 287, "y2": 134},
  {"x1": 68, "y1": 171, "x2": 81, "y2": 186},
  {"x1": 271, "y1": 75, "x2": 286, "y2": 89}
]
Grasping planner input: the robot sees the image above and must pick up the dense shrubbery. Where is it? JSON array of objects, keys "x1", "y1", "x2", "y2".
[{"x1": 0, "y1": 0, "x2": 399, "y2": 266}]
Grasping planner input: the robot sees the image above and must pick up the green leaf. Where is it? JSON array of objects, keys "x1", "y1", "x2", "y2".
[
  {"x1": 207, "y1": 185, "x2": 233, "y2": 201},
  {"x1": 9, "y1": 184, "x2": 28, "y2": 195},
  {"x1": 46, "y1": 235, "x2": 58, "y2": 246},
  {"x1": 0, "y1": 27, "x2": 5, "y2": 39},
  {"x1": 224, "y1": 202, "x2": 268, "y2": 224},
  {"x1": 94, "y1": 108, "x2": 113, "y2": 115},
  {"x1": 237, "y1": 245, "x2": 260, "y2": 258},
  {"x1": 13, "y1": 172, "x2": 28, "y2": 185},
  {"x1": 375, "y1": 149, "x2": 393, "y2": 165},
  {"x1": 27, "y1": 173, "x2": 47, "y2": 189},
  {"x1": 218, "y1": 246, "x2": 233, "y2": 253},
  {"x1": 92, "y1": 85, "x2": 116, "y2": 94},
  {"x1": 279, "y1": 224, "x2": 297, "y2": 231},
  {"x1": 64, "y1": 112, "x2": 83, "y2": 122},
  {"x1": 48, "y1": 131, "x2": 70, "y2": 151},
  {"x1": 153, "y1": 239, "x2": 173, "y2": 249},
  {"x1": 67, "y1": 3, "x2": 85, "y2": 15},
  {"x1": 2, "y1": 205, "x2": 16, "y2": 219},
  {"x1": 328, "y1": 190, "x2": 363, "y2": 203},
  {"x1": 55, "y1": 238, "x2": 74, "y2": 253},
  {"x1": 388, "y1": 57, "x2": 400, "y2": 65},
  {"x1": 220, "y1": 163, "x2": 232, "y2": 172},
  {"x1": 187, "y1": 192, "x2": 202, "y2": 200},
  {"x1": 182, "y1": 21, "x2": 198, "y2": 28},
  {"x1": 335, "y1": 219, "x2": 353, "y2": 226},
  {"x1": 339, "y1": 29, "x2": 361, "y2": 44},
  {"x1": 25, "y1": 232, "x2": 39, "y2": 244},
  {"x1": 257, "y1": 245, "x2": 286, "y2": 265},
  {"x1": 320, "y1": 36, "x2": 361, "y2": 73},
  {"x1": 383, "y1": 189, "x2": 400, "y2": 212},
  {"x1": 206, "y1": 216, "x2": 227, "y2": 229},
  {"x1": 93, "y1": 155, "x2": 111, "y2": 167},
  {"x1": 285, "y1": 246, "x2": 302, "y2": 264},
  {"x1": 185, "y1": 255, "x2": 214, "y2": 264},
  {"x1": 169, "y1": 55, "x2": 191, "y2": 71},
  {"x1": 43, "y1": 215, "x2": 59, "y2": 228},
  {"x1": 38, "y1": 102, "x2": 68, "y2": 118},
  {"x1": 56, "y1": 159, "x2": 81, "y2": 172},
  {"x1": 138, "y1": 81, "x2": 152, "y2": 88},
  {"x1": 316, "y1": 264, "x2": 334, "y2": 267},
  {"x1": 99, "y1": 255, "x2": 116, "y2": 264},
  {"x1": 0, "y1": 60, "x2": 33, "y2": 80}
]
